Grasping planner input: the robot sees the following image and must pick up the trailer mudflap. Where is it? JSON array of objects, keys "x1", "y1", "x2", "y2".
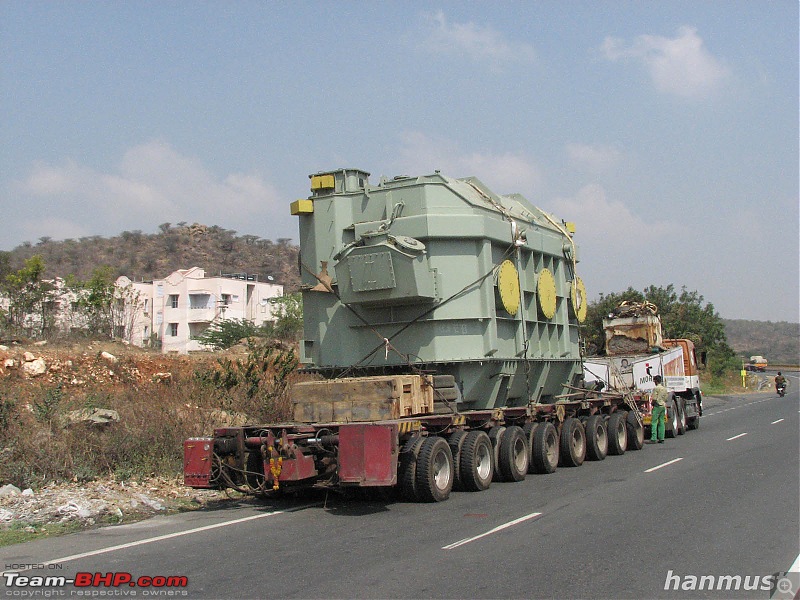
[
  {"x1": 338, "y1": 423, "x2": 398, "y2": 486},
  {"x1": 184, "y1": 438, "x2": 214, "y2": 488},
  {"x1": 275, "y1": 452, "x2": 317, "y2": 482}
]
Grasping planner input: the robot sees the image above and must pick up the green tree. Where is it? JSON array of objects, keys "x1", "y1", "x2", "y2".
[
  {"x1": 73, "y1": 266, "x2": 117, "y2": 337},
  {"x1": 2, "y1": 255, "x2": 55, "y2": 337},
  {"x1": 193, "y1": 318, "x2": 262, "y2": 350},
  {"x1": 266, "y1": 293, "x2": 303, "y2": 341}
]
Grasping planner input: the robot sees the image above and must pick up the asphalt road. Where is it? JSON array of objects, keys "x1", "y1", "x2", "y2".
[{"x1": 2, "y1": 387, "x2": 798, "y2": 600}]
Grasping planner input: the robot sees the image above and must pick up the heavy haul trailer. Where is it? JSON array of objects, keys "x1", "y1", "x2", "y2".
[
  {"x1": 583, "y1": 303, "x2": 702, "y2": 439},
  {"x1": 184, "y1": 169, "x2": 644, "y2": 502}
]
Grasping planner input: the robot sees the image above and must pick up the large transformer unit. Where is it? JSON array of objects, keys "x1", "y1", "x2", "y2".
[{"x1": 292, "y1": 168, "x2": 588, "y2": 410}]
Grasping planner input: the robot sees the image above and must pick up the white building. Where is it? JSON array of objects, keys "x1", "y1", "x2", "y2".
[{"x1": 116, "y1": 267, "x2": 284, "y2": 354}]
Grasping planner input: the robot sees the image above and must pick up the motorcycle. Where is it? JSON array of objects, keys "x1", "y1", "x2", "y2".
[{"x1": 776, "y1": 382, "x2": 786, "y2": 397}]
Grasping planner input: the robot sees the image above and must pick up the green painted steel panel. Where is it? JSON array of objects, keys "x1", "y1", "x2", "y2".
[{"x1": 296, "y1": 168, "x2": 584, "y2": 408}]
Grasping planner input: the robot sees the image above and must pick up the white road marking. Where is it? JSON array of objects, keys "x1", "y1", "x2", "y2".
[
  {"x1": 39, "y1": 504, "x2": 319, "y2": 567},
  {"x1": 726, "y1": 432, "x2": 748, "y2": 441},
  {"x1": 644, "y1": 457, "x2": 684, "y2": 473},
  {"x1": 442, "y1": 512, "x2": 542, "y2": 550},
  {"x1": 790, "y1": 552, "x2": 800, "y2": 573},
  {"x1": 771, "y1": 419, "x2": 785, "y2": 424}
]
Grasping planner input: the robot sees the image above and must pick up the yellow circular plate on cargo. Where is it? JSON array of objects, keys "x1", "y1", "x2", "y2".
[
  {"x1": 497, "y1": 260, "x2": 520, "y2": 315},
  {"x1": 570, "y1": 277, "x2": 588, "y2": 323},
  {"x1": 537, "y1": 268, "x2": 557, "y2": 319}
]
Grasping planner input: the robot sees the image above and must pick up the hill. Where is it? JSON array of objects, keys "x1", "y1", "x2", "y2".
[
  {"x1": 0, "y1": 223, "x2": 301, "y2": 290},
  {"x1": 723, "y1": 319, "x2": 800, "y2": 365}
]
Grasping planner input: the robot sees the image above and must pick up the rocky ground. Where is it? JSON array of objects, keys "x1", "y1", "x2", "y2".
[{"x1": 0, "y1": 476, "x2": 227, "y2": 535}]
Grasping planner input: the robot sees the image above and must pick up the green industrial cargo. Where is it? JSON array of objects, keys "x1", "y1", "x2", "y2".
[{"x1": 293, "y1": 168, "x2": 587, "y2": 410}]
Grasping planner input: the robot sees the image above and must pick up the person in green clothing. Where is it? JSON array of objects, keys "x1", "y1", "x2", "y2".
[{"x1": 648, "y1": 375, "x2": 669, "y2": 444}]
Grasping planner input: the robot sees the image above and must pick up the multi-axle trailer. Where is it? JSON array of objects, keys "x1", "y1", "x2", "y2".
[{"x1": 184, "y1": 169, "x2": 698, "y2": 502}]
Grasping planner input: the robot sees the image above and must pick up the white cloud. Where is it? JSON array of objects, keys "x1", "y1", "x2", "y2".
[
  {"x1": 601, "y1": 26, "x2": 730, "y2": 98},
  {"x1": 550, "y1": 184, "x2": 669, "y2": 250},
  {"x1": 418, "y1": 11, "x2": 536, "y2": 67},
  {"x1": 566, "y1": 143, "x2": 622, "y2": 174},
  {"x1": 396, "y1": 131, "x2": 542, "y2": 194},
  {"x1": 14, "y1": 140, "x2": 283, "y2": 240}
]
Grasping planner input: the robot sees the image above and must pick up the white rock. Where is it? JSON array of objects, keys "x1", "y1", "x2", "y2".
[
  {"x1": 3, "y1": 358, "x2": 15, "y2": 368},
  {"x1": 22, "y1": 357, "x2": 47, "y2": 377},
  {"x1": 0, "y1": 344, "x2": 9, "y2": 351},
  {"x1": 136, "y1": 494, "x2": 165, "y2": 511},
  {"x1": 22, "y1": 488, "x2": 35, "y2": 497},
  {"x1": 0, "y1": 484, "x2": 22, "y2": 497},
  {"x1": 101, "y1": 351, "x2": 118, "y2": 363},
  {"x1": 0, "y1": 509, "x2": 14, "y2": 522},
  {"x1": 23, "y1": 351, "x2": 36, "y2": 362},
  {"x1": 34, "y1": 340, "x2": 48, "y2": 346}
]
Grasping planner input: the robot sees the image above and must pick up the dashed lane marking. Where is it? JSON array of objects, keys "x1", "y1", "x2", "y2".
[
  {"x1": 771, "y1": 419, "x2": 785, "y2": 424},
  {"x1": 35, "y1": 503, "x2": 321, "y2": 568},
  {"x1": 726, "y1": 432, "x2": 748, "y2": 441},
  {"x1": 442, "y1": 512, "x2": 542, "y2": 550},
  {"x1": 644, "y1": 457, "x2": 684, "y2": 473}
]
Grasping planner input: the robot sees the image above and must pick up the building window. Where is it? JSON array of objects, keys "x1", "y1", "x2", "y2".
[
  {"x1": 169, "y1": 323, "x2": 178, "y2": 337},
  {"x1": 143, "y1": 299, "x2": 149, "y2": 313},
  {"x1": 169, "y1": 294, "x2": 179, "y2": 309},
  {"x1": 221, "y1": 294, "x2": 232, "y2": 305}
]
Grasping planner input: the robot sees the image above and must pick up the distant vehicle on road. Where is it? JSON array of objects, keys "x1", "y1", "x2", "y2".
[{"x1": 745, "y1": 355, "x2": 768, "y2": 372}]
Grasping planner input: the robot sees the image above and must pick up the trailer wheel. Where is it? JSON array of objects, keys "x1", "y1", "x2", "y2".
[
  {"x1": 558, "y1": 418, "x2": 586, "y2": 467},
  {"x1": 607, "y1": 411, "x2": 627, "y2": 455},
  {"x1": 459, "y1": 430, "x2": 493, "y2": 491},
  {"x1": 666, "y1": 399, "x2": 680, "y2": 438},
  {"x1": 522, "y1": 422, "x2": 539, "y2": 474},
  {"x1": 677, "y1": 399, "x2": 687, "y2": 435},
  {"x1": 415, "y1": 437, "x2": 454, "y2": 502},
  {"x1": 488, "y1": 426, "x2": 506, "y2": 482},
  {"x1": 447, "y1": 431, "x2": 468, "y2": 490},
  {"x1": 687, "y1": 409, "x2": 700, "y2": 430},
  {"x1": 399, "y1": 436, "x2": 424, "y2": 501},
  {"x1": 497, "y1": 425, "x2": 528, "y2": 482},
  {"x1": 531, "y1": 422, "x2": 559, "y2": 474},
  {"x1": 625, "y1": 411, "x2": 644, "y2": 451},
  {"x1": 584, "y1": 415, "x2": 608, "y2": 461}
]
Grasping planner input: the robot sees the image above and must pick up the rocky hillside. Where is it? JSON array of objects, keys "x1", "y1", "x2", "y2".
[
  {"x1": 723, "y1": 319, "x2": 799, "y2": 365},
  {"x1": 0, "y1": 223, "x2": 301, "y2": 290}
]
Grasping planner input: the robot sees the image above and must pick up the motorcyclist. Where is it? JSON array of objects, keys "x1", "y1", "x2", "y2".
[{"x1": 775, "y1": 372, "x2": 786, "y2": 394}]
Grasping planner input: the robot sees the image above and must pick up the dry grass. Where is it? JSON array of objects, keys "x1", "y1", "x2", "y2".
[{"x1": 0, "y1": 341, "x2": 298, "y2": 489}]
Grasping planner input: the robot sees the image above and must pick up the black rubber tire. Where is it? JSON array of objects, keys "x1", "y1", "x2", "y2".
[
  {"x1": 522, "y1": 422, "x2": 539, "y2": 474},
  {"x1": 488, "y1": 426, "x2": 506, "y2": 482},
  {"x1": 607, "y1": 411, "x2": 628, "y2": 456},
  {"x1": 626, "y1": 410, "x2": 644, "y2": 451},
  {"x1": 677, "y1": 399, "x2": 687, "y2": 435},
  {"x1": 584, "y1": 415, "x2": 608, "y2": 461},
  {"x1": 447, "y1": 430, "x2": 467, "y2": 490},
  {"x1": 531, "y1": 422, "x2": 559, "y2": 474},
  {"x1": 398, "y1": 436, "x2": 424, "y2": 501},
  {"x1": 459, "y1": 430, "x2": 493, "y2": 491},
  {"x1": 558, "y1": 417, "x2": 586, "y2": 467},
  {"x1": 415, "y1": 437, "x2": 454, "y2": 502},
  {"x1": 687, "y1": 412, "x2": 700, "y2": 430},
  {"x1": 497, "y1": 425, "x2": 528, "y2": 482},
  {"x1": 666, "y1": 398, "x2": 680, "y2": 438}
]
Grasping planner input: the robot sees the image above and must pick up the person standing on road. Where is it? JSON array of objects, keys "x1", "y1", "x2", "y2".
[{"x1": 648, "y1": 375, "x2": 669, "y2": 444}]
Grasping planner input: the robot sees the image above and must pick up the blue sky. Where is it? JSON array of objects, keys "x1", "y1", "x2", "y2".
[{"x1": 1, "y1": 2, "x2": 798, "y2": 322}]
